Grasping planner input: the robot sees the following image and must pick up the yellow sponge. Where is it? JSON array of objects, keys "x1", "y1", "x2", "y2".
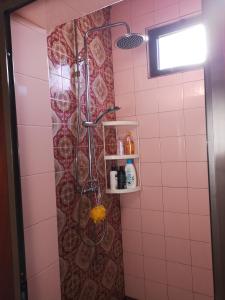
[{"x1": 90, "y1": 205, "x2": 106, "y2": 224}]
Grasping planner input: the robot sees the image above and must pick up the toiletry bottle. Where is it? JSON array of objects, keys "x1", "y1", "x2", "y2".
[
  {"x1": 124, "y1": 131, "x2": 135, "y2": 155},
  {"x1": 117, "y1": 137, "x2": 124, "y2": 155},
  {"x1": 125, "y1": 159, "x2": 137, "y2": 188},
  {"x1": 117, "y1": 166, "x2": 126, "y2": 189},
  {"x1": 110, "y1": 163, "x2": 118, "y2": 190}
]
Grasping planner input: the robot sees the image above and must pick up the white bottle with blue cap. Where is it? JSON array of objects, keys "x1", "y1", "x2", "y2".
[{"x1": 125, "y1": 159, "x2": 137, "y2": 189}]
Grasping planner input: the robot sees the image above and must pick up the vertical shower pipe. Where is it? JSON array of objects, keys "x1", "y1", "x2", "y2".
[{"x1": 83, "y1": 22, "x2": 131, "y2": 184}]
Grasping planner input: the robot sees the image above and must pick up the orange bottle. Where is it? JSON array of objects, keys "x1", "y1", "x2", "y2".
[{"x1": 124, "y1": 131, "x2": 135, "y2": 155}]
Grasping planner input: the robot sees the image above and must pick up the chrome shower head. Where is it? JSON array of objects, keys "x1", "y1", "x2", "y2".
[{"x1": 115, "y1": 33, "x2": 145, "y2": 49}]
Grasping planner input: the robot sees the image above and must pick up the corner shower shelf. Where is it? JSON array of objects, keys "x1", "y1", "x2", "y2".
[
  {"x1": 102, "y1": 120, "x2": 141, "y2": 195},
  {"x1": 106, "y1": 187, "x2": 141, "y2": 194},
  {"x1": 104, "y1": 154, "x2": 139, "y2": 160},
  {"x1": 102, "y1": 120, "x2": 138, "y2": 126}
]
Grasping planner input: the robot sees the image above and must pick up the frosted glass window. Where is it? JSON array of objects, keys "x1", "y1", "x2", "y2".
[{"x1": 158, "y1": 24, "x2": 207, "y2": 70}]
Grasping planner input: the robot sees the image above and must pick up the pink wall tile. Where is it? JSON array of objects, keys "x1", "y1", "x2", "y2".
[
  {"x1": 141, "y1": 210, "x2": 164, "y2": 235},
  {"x1": 160, "y1": 137, "x2": 186, "y2": 162},
  {"x1": 135, "y1": 90, "x2": 158, "y2": 115},
  {"x1": 21, "y1": 173, "x2": 56, "y2": 228},
  {"x1": 179, "y1": 0, "x2": 202, "y2": 16},
  {"x1": 168, "y1": 286, "x2": 194, "y2": 300},
  {"x1": 15, "y1": 73, "x2": 51, "y2": 126},
  {"x1": 163, "y1": 187, "x2": 188, "y2": 213},
  {"x1": 24, "y1": 217, "x2": 59, "y2": 278},
  {"x1": 28, "y1": 263, "x2": 61, "y2": 300},
  {"x1": 158, "y1": 85, "x2": 183, "y2": 112},
  {"x1": 189, "y1": 215, "x2": 211, "y2": 242},
  {"x1": 11, "y1": 19, "x2": 48, "y2": 80},
  {"x1": 121, "y1": 207, "x2": 141, "y2": 231},
  {"x1": 185, "y1": 135, "x2": 207, "y2": 161},
  {"x1": 124, "y1": 274, "x2": 145, "y2": 300},
  {"x1": 182, "y1": 69, "x2": 204, "y2": 83},
  {"x1": 183, "y1": 81, "x2": 205, "y2": 109},
  {"x1": 142, "y1": 233, "x2": 166, "y2": 259},
  {"x1": 141, "y1": 186, "x2": 163, "y2": 211},
  {"x1": 115, "y1": 92, "x2": 136, "y2": 117},
  {"x1": 188, "y1": 188, "x2": 210, "y2": 216},
  {"x1": 28, "y1": 272, "x2": 45, "y2": 300},
  {"x1": 132, "y1": 44, "x2": 148, "y2": 67},
  {"x1": 159, "y1": 111, "x2": 184, "y2": 137},
  {"x1": 45, "y1": 262, "x2": 61, "y2": 300},
  {"x1": 184, "y1": 108, "x2": 206, "y2": 135},
  {"x1": 141, "y1": 163, "x2": 162, "y2": 186},
  {"x1": 114, "y1": 68, "x2": 134, "y2": 95},
  {"x1": 154, "y1": 4, "x2": 179, "y2": 25},
  {"x1": 132, "y1": 12, "x2": 155, "y2": 34},
  {"x1": 134, "y1": 65, "x2": 158, "y2": 91},
  {"x1": 187, "y1": 162, "x2": 208, "y2": 188},
  {"x1": 192, "y1": 267, "x2": 214, "y2": 296},
  {"x1": 123, "y1": 252, "x2": 144, "y2": 277},
  {"x1": 155, "y1": 0, "x2": 178, "y2": 10},
  {"x1": 139, "y1": 114, "x2": 159, "y2": 138},
  {"x1": 145, "y1": 281, "x2": 168, "y2": 300},
  {"x1": 194, "y1": 294, "x2": 213, "y2": 300},
  {"x1": 12, "y1": 16, "x2": 60, "y2": 297},
  {"x1": 164, "y1": 212, "x2": 189, "y2": 239},
  {"x1": 144, "y1": 257, "x2": 167, "y2": 283},
  {"x1": 157, "y1": 73, "x2": 182, "y2": 88},
  {"x1": 165, "y1": 237, "x2": 191, "y2": 265},
  {"x1": 162, "y1": 162, "x2": 187, "y2": 187},
  {"x1": 18, "y1": 125, "x2": 54, "y2": 176},
  {"x1": 112, "y1": 49, "x2": 133, "y2": 72},
  {"x1": 140, "y1": 139, "x2": 161, "y2": 162},
  {"x1": 120, "y1": 193, "x2": 141, "y2": 209},
  {"x1": 122, "y1": 230, "x2": 143, "y2": 254},
  {"x1": 167, "y1": 261, "x2": 192, "y2": 290},
  {"x1": 112, "y1": 1, "x2": 211, "y2": 299},
  {"x1": 111, "y1": 0, "x2": 131, "y2": 24},
  {"x1": 191, "y1": 241, "x2": 212, "y2": 269},
  {"x1": 131, "y1": 0, "x2": 154, "y2": 18}
]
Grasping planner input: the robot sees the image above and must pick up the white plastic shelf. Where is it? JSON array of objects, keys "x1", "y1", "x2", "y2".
[
  {"x1": 104, "y1": 154, "x2": 139, "y2": 160},
  {"x1": 106, "y1": 187, "x2": 141, "y2": 194},
  {"x1": 102, "y1": 120, "x2": 138, "y2": 127}
]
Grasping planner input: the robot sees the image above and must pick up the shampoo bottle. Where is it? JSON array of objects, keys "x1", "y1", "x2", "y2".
[
  {"x1": 125, "y1": 159, "x2": 137, "y2": 188},
  {"x1": 117, "y1": 166, "x2": 126, "y2": 189},
  {"x1": 110, "y1": 163, "x2": 118, "y2": 190},
  {"x1": 124, "y1": 131, "x2": 135, "y2": 155}
]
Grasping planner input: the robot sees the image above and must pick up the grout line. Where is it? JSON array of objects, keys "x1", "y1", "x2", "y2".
[
  {"x1": 24, "y1": 215, "x2": 57, "y2": 230},
  {"x1": 27, "y1": 259, "x2": 59, "y2": 280},
  {"x1": 21, "y1": 170, "x2": 55, "y2": 178},
  {"x1": 15, "y1": 71, "x2": 49, "y2": 83},
  {"x1": 123, "y1": 249, "x2": 213, "y2": 270}
]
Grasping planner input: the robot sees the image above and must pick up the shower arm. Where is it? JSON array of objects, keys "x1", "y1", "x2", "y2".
[{"x1": 83, "y1": 22, "x2": 130, "y2": 181}]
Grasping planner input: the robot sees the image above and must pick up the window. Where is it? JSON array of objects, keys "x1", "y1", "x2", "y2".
[{"x1": 148, "y1": 17, "x2": 207, "y2": 77}]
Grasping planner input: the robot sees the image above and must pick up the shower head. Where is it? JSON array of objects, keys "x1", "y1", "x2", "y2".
[{"x1": 115, "y1": 33, "x2": 145, "y2": 49}]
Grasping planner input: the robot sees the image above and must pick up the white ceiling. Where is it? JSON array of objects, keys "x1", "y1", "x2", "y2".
[{"x1": 16, "y1": 0, "x2": 123, "y2": 31}]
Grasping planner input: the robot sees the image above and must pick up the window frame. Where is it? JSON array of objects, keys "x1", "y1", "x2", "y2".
[{"x1": 147, "y1": 15, "x2": 205, "y2": 77}]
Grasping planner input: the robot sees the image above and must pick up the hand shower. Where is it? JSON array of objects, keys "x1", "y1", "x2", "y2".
[{"x1": 82, "y1": 106, "x2": 120, "y2": 127}]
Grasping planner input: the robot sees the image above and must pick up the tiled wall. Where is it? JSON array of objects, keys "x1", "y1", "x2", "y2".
[
  {"x1": 47, "y1": 8, "x2": 124, "y2": 300},
  {"x1": 111, "y1": 0, "x2": 213, "y2": 300},
  {"x1": 11, "y1": 16, "x2": 61, "y2": 299}
]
